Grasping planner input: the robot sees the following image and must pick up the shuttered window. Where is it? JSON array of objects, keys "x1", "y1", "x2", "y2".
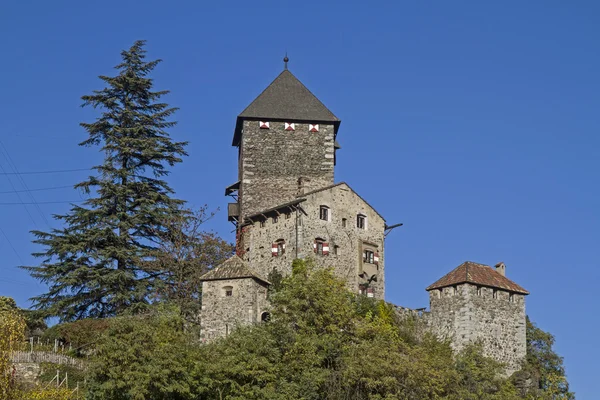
[
  {"x1": 313, "y1": 239, "x2": 329, "y2": 256},
  {"x1": 272, "y1": 240, "x2": 285, "y2": 257}
]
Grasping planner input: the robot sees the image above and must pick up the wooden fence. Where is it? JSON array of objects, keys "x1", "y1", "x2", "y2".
[{"x1": 10, "y1": 351, "x2": 86, "y2": 369}]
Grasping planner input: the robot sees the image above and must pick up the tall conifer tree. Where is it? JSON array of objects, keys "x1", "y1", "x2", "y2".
[{"x1": 23, "y1": 41, "x2": 188, "y2": 321}]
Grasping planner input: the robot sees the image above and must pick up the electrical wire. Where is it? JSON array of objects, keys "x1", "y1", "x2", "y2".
[
  {"x1": 0, "y1": 168, "x2": 90, "y2": 175},
  {"x1": 0, "y1": 185, "x2": 73, "y2": 195},
  {"x1": 0, "y1": 141, "x2": 51, "y2": 227}
]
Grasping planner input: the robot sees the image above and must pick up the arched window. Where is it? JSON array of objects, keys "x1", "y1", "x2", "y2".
[
  {"x1": 272, "y1": 239, "x2": 285, "y2": 257},
  {"x1": 222, "y1": 286, "x2": 233, "y2": 297},
  {"x1": 313, "y1": 238, "x2": 329, "y2": 255}
]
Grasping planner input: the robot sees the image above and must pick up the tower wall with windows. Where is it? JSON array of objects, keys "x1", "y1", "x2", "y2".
[{"x1": 237, "y1": 120, "x2": 336, "y2": 220}]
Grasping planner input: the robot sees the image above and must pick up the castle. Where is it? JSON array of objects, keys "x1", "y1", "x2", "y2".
[{"x1": 199, "y1": 59, "x2": 529, "y2": 374}]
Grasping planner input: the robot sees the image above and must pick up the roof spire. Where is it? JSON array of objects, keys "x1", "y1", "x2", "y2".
[{"x1": 283, "y1": 53, "x2": 289, "y2": 70}]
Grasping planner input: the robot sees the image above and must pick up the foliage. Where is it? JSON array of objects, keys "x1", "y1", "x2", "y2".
[
  {"x1": 23, "y1": 40, "x2": 189, "y2": 321},
  {"x1": 145, "y1": 206, "x2": 234, "y2": 325},
  {"x1": 193, "y1": 259, "x2": 523, "y2": 400},
  {"x1": 0, "y1": 296, "x2": 47, "y2": 338},
  {"x1": 515, "y1": 317, "x2": 575, "y2": 399},
  {"x1": 87, "y1": 305, "x2": 199, "y2": 400},
  {"x1": 0, "y1": 308, "x2": 26, "y2": 400},
  {"x1": 13, "y1": 387, "x2": 74, "y2": 400},
  {"x1": 37, "y1": 363, "x2": 87, "y2": 389},
  {"x1": 84, "y1": 259, "x2": 573, "y2": 400},
  {"x1": 41, "y1": 318, "x2": 110, "y2": 356}
]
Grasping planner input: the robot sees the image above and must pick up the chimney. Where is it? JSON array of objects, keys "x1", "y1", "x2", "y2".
[{"x1": 495, "y1": 262, "x2": 506, "y2": 277}]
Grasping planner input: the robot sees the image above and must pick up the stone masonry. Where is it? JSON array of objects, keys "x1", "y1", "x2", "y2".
[
  {"x1": 239, "y1": 183, "x2": 386, "y2": 298},
  {"x1": 238, "y1": 120, "x2": 336, "y2": 220}
]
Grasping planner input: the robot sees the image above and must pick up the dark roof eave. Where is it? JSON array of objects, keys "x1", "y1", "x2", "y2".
[
  {"x1": 200, "y1": 275, "x2": 270, "y2": 285},
  {"x1": 241, "y1": 198, "x2": 307, "y2": 225}
]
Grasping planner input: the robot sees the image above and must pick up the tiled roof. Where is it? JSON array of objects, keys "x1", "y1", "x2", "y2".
[
  {"x1": 238, "y1": 70, "x2": 339, "y2": 122},
  {"x1": 199, "y1": 256, "x2": 270, "y2": 284},
  {"x1": 426, "y1": 261, "x2": 529, "y2": 295}
]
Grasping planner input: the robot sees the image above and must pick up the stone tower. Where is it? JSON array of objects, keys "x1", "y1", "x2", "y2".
[
  {"x1": 201, "y1": 62, "x2": 390, "y2": 340},
  {"x1": 426, "y1": 261, "x2": 529, "y2": 374},
  {"x1": 227, "y1": 67, "x2": 341, "y2": 222}
]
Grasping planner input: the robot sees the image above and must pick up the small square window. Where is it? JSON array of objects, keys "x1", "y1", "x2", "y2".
[
  {"x1": 493, "y1": 289, "x2": 498, "y2": 299},
  {"x1": 226, "y1": 289, "x2": 233, "y2": 297},
  {"x1": 342, "y1": 218, "x2": 347, "y2": 227},
  {"x1": 273, "y1": 216, "x2": 278, "y2": 223},
  {"x1": 357, "y1": 214, "x2": 366, "y2": 229},
  {"x1": 260, "y1": 220, "x2": 266, "y2": 228}
]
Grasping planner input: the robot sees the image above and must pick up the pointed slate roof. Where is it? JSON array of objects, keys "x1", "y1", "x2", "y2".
[
  {"x1": 426, "y1": 261, "x2": 529, "y2": 295},
  {"x1": 199, "y1": 255, "x2": 270, "y2": 285},
  {"x1": 233, "y1": 69, "x2": 340, "y2": 145}
]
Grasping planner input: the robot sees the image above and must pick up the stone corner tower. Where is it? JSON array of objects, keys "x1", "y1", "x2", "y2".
[
  {"x1": 227, "y1": 65, "x2": 341, "y2": 223},
  {"x1": 426, "y1": 261, "x2": 529, "y2": 375}
]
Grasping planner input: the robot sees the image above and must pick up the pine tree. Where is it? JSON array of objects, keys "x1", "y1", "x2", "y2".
[{"x1": 23, "y1": 40, "x2": 188, "y2": 321}]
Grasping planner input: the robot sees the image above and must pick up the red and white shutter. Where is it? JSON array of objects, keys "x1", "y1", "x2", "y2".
[
  {"x1": 323, "y1": 242, "x2": 329, "y2": 256},
  {"x1": 367, "y1": 287, "x2": 374, "y2": 298},
  {"x1": 313, "y1": 241, "x2": 317, "y2": 253},
  {"x1": 374, "y1": 252, "x2": 380, "y2": 266},
  {"x1": 260, "y1": 121, "x2": 270, "y2": 129},
  {"x1": 285, "y1": 122, "x2": 295, "y2": 131},
  {"x1": 272, "y1": 243, "x2": 279, "y2": 257},
  {"x1": 309, "y1": 124, "x2": 319, "y2": 132}
]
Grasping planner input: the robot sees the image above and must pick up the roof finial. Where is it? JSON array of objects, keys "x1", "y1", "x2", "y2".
[{"x1": 283, "y1": 53, "x2": 289, "y2": 70}]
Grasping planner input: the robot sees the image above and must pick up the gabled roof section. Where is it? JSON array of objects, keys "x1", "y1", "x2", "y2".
[
  {"x1": 301, "y1": 182, "x2": 386, "y2": 222},
  {"x1": 233, "y1": 69, "x2": 340, "y2": 146},
  {"x1": 426, "y1": 261, "x2": 529, "y2": 295},
  {"x1": 199, "y1": 256, "x2": 270, "y2": 285}
]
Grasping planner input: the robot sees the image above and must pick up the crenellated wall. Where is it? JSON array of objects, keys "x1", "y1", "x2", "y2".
[{"x1": 428, "y1": 283, "x2": 527, "y2": 374}]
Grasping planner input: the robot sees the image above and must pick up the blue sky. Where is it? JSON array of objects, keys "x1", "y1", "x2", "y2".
[{"x1": 1, "y1": 0, "x2": 598, "y2": 396}]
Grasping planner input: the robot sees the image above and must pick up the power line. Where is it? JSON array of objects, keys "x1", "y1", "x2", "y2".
[
  {"x1": 0, "y1": 168, "x2": 91, "y2": 175},
  {"x1": 0, "y1": 226, "x2": 23, "y2": 264},
  {"x1": 0, "y1": 141, "x2": 51, "y2": 227},
  {"x1": 0, "y1": 152, "x2": 38, "y2": 226},
  {"x1": 0, "y1": 185, "x2": 74, "y2": 195}
]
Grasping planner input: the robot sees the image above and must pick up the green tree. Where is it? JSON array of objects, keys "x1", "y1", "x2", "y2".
[
  {"x1": 519, "y1": 317, "x2": 574, "y2": 399},
  {"x1": 23, "y1": 40, "x2": 188, "y2": 321},
  {"x1": 145, "y1": 206, "x2": 233, "y2": 325},
  {"x1": 87, "y1": 306, "x2": 198, "y2": 400}
]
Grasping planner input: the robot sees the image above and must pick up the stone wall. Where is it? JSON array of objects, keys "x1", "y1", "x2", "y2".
[
  {"x1": 238, "y1": 120, "x2": 336, "y2": 219},
  {"x1": 241, "y1": 183, "x2": 386, "y2": 298},
  {"x1": 200, "y1": 277, "x2": 269, "y2": 341},
  {"x1": 429, "y1": 283, "x2": 526, "y2": 374},
  {"x1": 13, "y1": 362, "x2": 41, "y2": 385}
]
